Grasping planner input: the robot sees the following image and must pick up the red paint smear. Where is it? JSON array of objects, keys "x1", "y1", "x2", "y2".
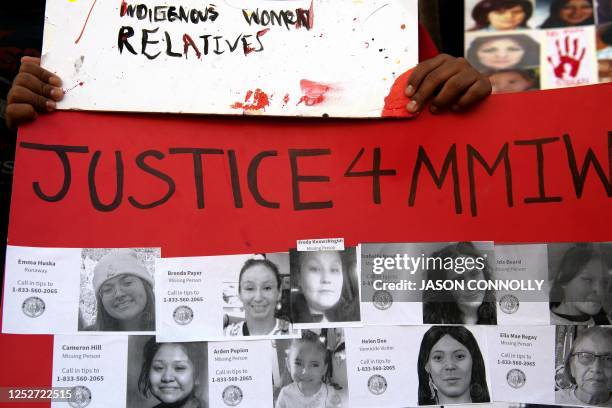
[
  {"x1": 244, "y1": 29, "x2": 270, "y2": 55},
  {"x1": 183, "y1": 34, "x2": 202, "y2": 59},
  {"x1": 297, "y1": 79, "x2": 330, "y2": 106},
  {"x1": 282, "y1": 94, "x2": 290, "y2": 106},
  {"x1": 381, "y1": 69, "x2": 414, "y2": 117},
  {"x1": 258, "y1": 28, "x2": 270, "y2": 37},
  {"x1": 231, "y1": 89, "x2": 271, "y2": 111},
  {"x1": 120, "y1": 0, "x2": 128, "y2": 16},
  {"x1": 75, "y1": 0, "x2": 98, "y2": 44},
  {"x1": 308, "y1": 0, "x2": 315, "y2": 29}
]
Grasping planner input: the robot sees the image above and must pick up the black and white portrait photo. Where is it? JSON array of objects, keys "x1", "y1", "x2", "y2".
[
  {"x1": 554, "y1": 325, "x2": 612, "y2": 406},
  {"x1": 272, "y1": 328, "x2": 347, "y2": 408},
  {"x1": 78, "y1": 248, "x2": 159, "y2": 332},
  {"x1": 127, "y1": 336, "x2": 208, "y2": 408},
  {"x1": 222, "y1": 253, "x2": 293, "y2": 337},
  {"x1": 422, "y1": 242, "x2": 497, "y2": 325},
  {"x1": 417, "y1": 325, "x2": 491, "y2": 406},
  {"x1": 289, "y1": 248, "x2": 360, "y2": 326},
  {"x1": 548, "y1": 243, "x2": 612, "y2": 325}
]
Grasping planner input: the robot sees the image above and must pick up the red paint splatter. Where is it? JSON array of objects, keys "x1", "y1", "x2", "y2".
[
  {"x1": 64, "y1": 81, "x2": 85, "y2": 94},
  {"x1": 297, "y1": 79, "x2": 330, "y2": 106},
  {"x1": 231, "y1": 89, "x2": 271, "y2": 111},
  {"x1": 401, "y1": 24, "x2": 406, "y2": 29},
  {"x1": 75, "y1": 0, "x2": 98, "y2": 44},
  {"x1": 282, "y1": 94, "x2": 290, "y2": 106},
  {"x1": 381, "y1": 69, "x2": 414, "y2": 117}
]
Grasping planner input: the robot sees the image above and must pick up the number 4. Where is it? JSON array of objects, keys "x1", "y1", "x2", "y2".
[{"x1": 344, "y1": 148, "x2": 396, "y2": 204}]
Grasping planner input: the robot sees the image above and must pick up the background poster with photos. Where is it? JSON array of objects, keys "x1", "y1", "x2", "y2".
[{"x1": 464, "y1": 0, "x2": 612, "y2": 93}]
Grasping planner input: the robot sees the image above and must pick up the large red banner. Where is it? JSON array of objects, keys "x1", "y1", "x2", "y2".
[{"x1": 1, "y1": 83, "x2": 611, "y2": 406}]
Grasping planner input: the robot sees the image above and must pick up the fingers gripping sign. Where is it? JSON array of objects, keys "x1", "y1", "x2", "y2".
[
  {"x1": 6, "y1": 57, "x2": 64, "y2": 129},
  {"x1": 405, "y1": 54, "x2": 492, "y2": 115}
]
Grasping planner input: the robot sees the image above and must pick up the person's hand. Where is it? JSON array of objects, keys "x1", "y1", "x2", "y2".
[
  {"x1": 6, "y1": 56, "x2": 63, "y2": 129},
  {"x1": 405, "y1": 54, "x2": 492, "y2": 114}
]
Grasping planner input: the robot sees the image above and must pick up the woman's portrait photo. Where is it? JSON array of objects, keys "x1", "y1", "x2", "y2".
[
  {"x1": 548, "y1": 243, "x2": 611, "y2": 325},
  {"x1": 555, "y1": 325, "x2": 612, "y2": 406},
  {"x1": 417, "y1": 325, "x2": 491, "y2": 406},
  {"x1": 466, "y1": 33, "x2": 541, "y2": 72},
  {"x1": 78, "y1": 248, "x2": 158, "y2": 332},
  {"x1": 127, "y1": 336, "x2": 208, "y2": 408},
  {"x1": 467, "y1": 0, "x2": 535, "y2": 31},
  {"x1": 222, "y1": 253, "x2": 293, "y2": 338},
  {"x1": 272, "y1": 329, "x2": 347, "y2": 408},
  {"x1": 422, "y1": 242, "x2": 497, "y2": 325},
  {"x1": 289, "y1": 248, "x2": 360, "y2": 327},
  {"x1": 539, "y1": 0, "x2": 595, "y2": 28}
]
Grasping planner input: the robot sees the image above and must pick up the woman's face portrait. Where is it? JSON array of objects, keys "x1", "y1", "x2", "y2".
[
  {"x1": 477, "y1": 38, "x2": 525, "y2": 69},
  {"x1": 299, "y1": 251, "x2": 344, "y2": 313},
  {"x1": 446, "y1": 256, "x2": 486, "y2": 306},
  {"x1": 489, "y1": 71, "x2": 533, "y2": 93},
  {"x1": 488, "y1": 5, "x2": 527, "y2": 30},
  {"x1": 562, "y1": 258, "x2": 606, "y2": 316},
  {"x1": 559, "y1": 0, "x2": 594, "y2": 25},
  {"x1": 149, "y1": 344, "x2": 196, "y2": 404},
  {"x1": 99, "y1": 274, "x2": 148, "y2": 321},
  {"x1": 239, "y1": 264, "x2": 280, "y2": 320},
  {"x1": 426, "y1": 335, "x2": 473, "y2": 400},
  {"x1": 569, "y1": 335, "x2": 612, "y2": 397}
]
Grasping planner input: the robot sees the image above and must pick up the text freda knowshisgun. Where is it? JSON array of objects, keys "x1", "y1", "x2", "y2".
[{"x1": 116, "y1": 1, "x2": 314, "y2": 60}]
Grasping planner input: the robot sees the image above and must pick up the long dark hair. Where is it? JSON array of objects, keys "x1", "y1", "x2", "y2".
[
  {"x1": 417, "y1": 326, "x2": 490, "y2": 405},
  {"x1": 289, "y1": 248, "x2": 360, "y2": 323},
  {"x1": 138, "y1": 338, "x2": 204, "y2": 400},
  {"x1": 549, "y1": 243, "x2": 603, "y2": 308},
  {"x1": 540, "y1": 0, "x2": 594, "y2": 28},
  {"x1": 423, "y1": 242, "x2": 497, "y2": 325},
  {"x1": 93, "y1": 278, "x2": 155, "y2": 331},
  {"x1": 471, "y1": 0, "x2": 533, "y2": 30},
  {"x1": 466, "y1": 34, "x2": 540, "y2": 71}
]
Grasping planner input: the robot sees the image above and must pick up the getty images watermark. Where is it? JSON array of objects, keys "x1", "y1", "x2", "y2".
[{"x1": 370, "y1": 254, "x2": 545, "y2": 292}]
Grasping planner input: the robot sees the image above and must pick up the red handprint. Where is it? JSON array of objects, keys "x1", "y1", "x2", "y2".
[{"x1": 547, "y1": 36, "x2": 586, "y2": 79}]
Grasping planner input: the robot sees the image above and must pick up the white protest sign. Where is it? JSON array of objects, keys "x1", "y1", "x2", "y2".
[{"x1": 43, "y1": 0, "x2": 418, "y2": 117}]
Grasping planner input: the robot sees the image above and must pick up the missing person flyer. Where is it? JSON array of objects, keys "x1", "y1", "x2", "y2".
[
  {"x1": 208, "y1": 340, "x2": 273, "y2": 407},
  {"x1": 2, "y1": 246, "x2": 160, "y2": 335},
  {"x1": 156, "y1": 253, "x2": 298, "y2": 342},
  {"x1": 344, "y1": 326, "x2": 418, "y2": 407},
  {"x1": 493, "y1": 244, "x2": 550, "y2": 325},
  {"x1": 52, "y1": 335, "x2": 128, "y2": 408},
  {"x1": 360, "y1": 243, "x2": 424, "y2": 326},
  {"x1": 487, "y1": 325, "x2": 555, "y2": 404}
]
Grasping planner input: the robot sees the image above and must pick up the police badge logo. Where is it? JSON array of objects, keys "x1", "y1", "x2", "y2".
[
  {"x1": 222, "y1": 385, "x2": 243, "y2": 406},
  {"x1": 499, "y1": 294, "x2": 520, "y2": 314},
  {"x1": 68, "y1": 385, "x2": 92, "y2": 408},
  {"x1": 506, "y1": 368, "x2": 526, "y2": 389},
  {"x1": 372, "y1": 290, "x2": 393, "y2": 311},
  {"x1": 22, "y1": 296, "x2": 45, "y2": 318},
  {"x1": 173, "y1": 305, "x2": 194, "y2": 325},
  {"x1": 368, "y1": 374, "x2": 387, "y2": 395}
]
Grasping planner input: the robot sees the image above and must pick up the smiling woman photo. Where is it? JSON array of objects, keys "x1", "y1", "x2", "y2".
[
  {"x1": 224, "y1": 258, "x2": 291, "y2": 336},
  {"x1": 137, "y1": 338, "x2": 207, "y2": 408},
  {"x1": 417, "y1": 326, "x2": 490, "y2": 405},
  {"x1": 469, "y1": 0, "x2": 534, "y2": 31},
  {"x1": 540, "y1": 0, "x2": 595, "y2": 28},
  {"x1": 80, "y1": 249, "x2": 156, "y2": 331}
]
